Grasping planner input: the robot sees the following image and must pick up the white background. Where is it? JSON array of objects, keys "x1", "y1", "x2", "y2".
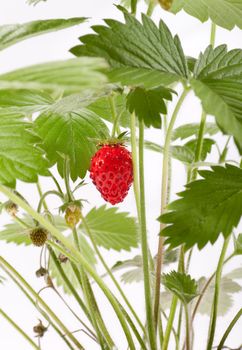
[{"x1": 0, "y1": 0, "x2": 242, "y2": 349}]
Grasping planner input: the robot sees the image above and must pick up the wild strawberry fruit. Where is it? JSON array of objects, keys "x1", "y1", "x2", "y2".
[
  {"x1": 158, "y1": 0, "x2": 173, "y2": 11},
  {"x1": 30, "y1": 227, "x2": 48, "y2": 247},
  {"x1": 65, "y1": 204, "x2": 81, "y2": 228},
  {"x1": 90, "y1": 144, "x2": 133, "y2": 205},
  {"x1": 4, "y1": 200, "x2": 18, "y2": 216}
]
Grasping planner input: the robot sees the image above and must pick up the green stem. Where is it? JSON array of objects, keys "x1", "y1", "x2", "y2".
[
  {"x1": 154, "y1": 87, "x2": 190, "y2": 330},
  {"x1": 108, "y1": 94, "x2": 119, "y2": 138},
  {"x1": 37, "y1": 190, "x2": 64, "y2": 213},
  {"x1": 176, "y1": 303, "x2": 183, "y2": 350},
  {"x1": 206, "y1": 236, "x2": 231, "y2": 350},
  {"x1": 48, "y1": 171, "x2": 64, "y2": 195},
  {"x1": 139, "y1": 120, "x2": 157, "y2": 350},
  {"x1": 0, "y1": 257, "x2": 85, "y2": 350},
  {"x1": 146, "y1": 0, "x2": 156, "y2": 17},
  {"x1": 0, "y1": 185, "x2": 136, "y2": 350},
  {"x1": 0, "y1": 308, "x2": 39, "y2": 350},
  {"x1": 184, "y1": 304, "x2": 190, "y2": 350},
  {"x1": 131, "y1": 0, "x2": 138, "y2": 15},
  {"x1": 1, "y1": 266, "x2": 75, "y2": 350},
  {"x1": 130, "y1": 112, "x2": 141, "y2": 221},
  {"x1": 219, "y1": 136, "x2": 231, "y2": 164},
  {"x1": 64, "y1": 157, "x2": 74, "y2": 201},
  {"x1": 37, "y1": 182, "x2": 48, "y2": 211},
  {"x1": 80, "y1": 212, "x2": 145, "y2": 334},
  {"x1": 217, "y1": 308, "x2": 242, "y2": 350},
  {"x1": 162, "y1": 297, "x2": 178, "y2": 350},
  {"x1": 191, "y1": 110, "x2": 207, "y2": 181},
  {"x1": 191, "y1": 253, "x2": 234, "y2": 322},
  {"x1": 13, "y1": 215, "x2": 32, "y2": 228},
  {"x1": 48, "y1": 247, "x2": 94, "y2": 330},
  {"x1": 210, "y1": 22, "x2": 217, "y2": 48},
  {"x1": 72, "y1": 227, "x2": 114, "y2": 349}
]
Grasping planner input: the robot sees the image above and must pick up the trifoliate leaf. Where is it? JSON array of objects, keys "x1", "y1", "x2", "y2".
[
  {"x1": 126, "y1": 86, "x2": 174, "y2": 128},
  {"x1": 88, "y1": 94, "x2": 130, "y2": 128},
  {"x1": 172, "y1": 123, "x2": 219, "y2": 141},
  {"x1": 0, "y1": 17, "x2": 86, "y2": 51},
  {"x1": 162, "y1": 271, "x2": 198, "y2": 304},
  {"x1": 160, "y1": 164, "x2": 242, "y2": 249},
  {"x1": 49, "y1": 234, "x2": 96, "y2": 294},
  {"x1": 171, "y1": 0, "x2": 242, "y2": 30},
  {"x1": 34, "y1": 109, "x2": 109, "y2": 181},
  {"x1": 0, "y1": 215, "x2": 67, "y2": 246},
  {"x1": 70, "y1": 8, "x2": 188, "y2": 88},
  {"x1": 0, "y1": 58, "x2": 108, "y2": 95},
  {"x1": 0, "y1": 89, "x2": 54, "y2": 113},
  {"x1": 234, "y1": 234, "x2": 242, "y2": 255},
  {"x1": 0, "y1": 110, "x2": 48, "y2": 187},
  {"x1": 79, "y1": 205, "x2": 138, "y2": 251},
  {"x1": 191, "y1": 45, "x2": 242, "y2": 153}
]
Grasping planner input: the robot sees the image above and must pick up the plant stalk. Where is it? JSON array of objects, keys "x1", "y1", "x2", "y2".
[
  {"x1": 162, "y1": 296, "x2": 178, "y2": 350},
  {"x1": 0, "y1": 185, "x2": 136, "y2": 350},
  {"x1": 0, "y1": 308, "x2": 39, "y2": 350},
  {"x1": 80, "y1": 211, "x2": 145, "y2": 334},
  {"x1": 217, "y1": 308, "x2": 242, "y2": 350},
  {"x1": 154, "y1": 87, "x2": 190, "y2": 330},
  {"x1": 139, "y1": 120, "x2": 157, "y2": 350},
  {"x1": 206, "y1": 236, "x2": 231, "y2": 350}
]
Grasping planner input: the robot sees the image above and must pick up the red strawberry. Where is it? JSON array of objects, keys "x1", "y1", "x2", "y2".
[{"x1": 90, "y1": 144, "x2": 133, "y2": 205}]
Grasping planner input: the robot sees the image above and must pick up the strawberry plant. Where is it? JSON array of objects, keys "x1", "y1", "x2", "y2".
[{"x1": 0, "y1": 0, "x2": 242, "y2": 349}]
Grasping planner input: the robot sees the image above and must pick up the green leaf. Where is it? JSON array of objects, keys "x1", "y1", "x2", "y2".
[
  {"x1": 35, "y1": 108, "x2": 109, "y2": 181},
  {"x1": 191, "y1": 45, "x2": 242, "y2": 153},
  {"x1": 70, "y1": 8, "x2": 188, "y2": 87},
  {"x1": 49, "y1": 234, "x2": 96, "y2": 294},
  {"x1": 185, "y1": 138, "x2": 215, "y2": 161},
  {"x1": 88, "y1": 93, "x2": 130, "y2": 128},
  {"x1": 171, "y1": 0, "x2": 242, "y2": 30},
  {"x1": 0, "y1": 58, "x2": 108, "y2": 95},
  {"x1": 0, "y1": 17, "x2": 86, "y2": 51},
  {"x1": 0, "y1": 89, "x2": 54, "y2": 113},
  {"x1": 0, "y1": 110, "x2": 48, "y2": 186},
  {"x1": 126, "y1": 86, "x2": 174, "y2": 128},
  {"x1": 80, "y1": 205, "x2": 139, "y2": 251},
  {"x1": 234, "y1": 234, "x2": 242, "y2": 255},
  {"x1": 160, "y1": 164, "x2": 242, "y2": 249},
  {"x1": 172, "y1": 123, "x2": 219, "y2": 141},
  {"x1": 0, "y1": 214, "x2": 67, "y2": 245},
  {"x1": 162, "y1": 270, "x2": 198, "y2": 304}
]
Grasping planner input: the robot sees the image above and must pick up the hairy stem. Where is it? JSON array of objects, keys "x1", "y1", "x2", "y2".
[
  {"x1": 0, "y1": 257, "x2": 85, "y2": 350},
  {"x1": 130, "y1": 112, "x2": 141, "y2": 221},
  {"x1": 210, "y1": 22, "x2": 217, "y2": 48},
  {"x1": 191, "y1": 110, "x2": 207, "y2": 181},
  {"x1": 0, "y1": 185, "x2": 136, "y2": 350},
  {"x1": 184, "y1": 304, "x2": 190, "y2": 350},
  {"x1": 0, "y1": 308, "x2": 39, "y2": 349},
  {"x1": 162, "y1": 297, "x2": 178, "y2": 350},
  {"x1": 139, "y1": 120, "x2": 157, "y2": 350},
  {"x1": 80, "y1": 211, "x2": 145, "y2": 334},
  {"x1": 217, "y1": 308, "x2": 242, "y2": 350},
  {"x1": 154, "y1": 87, "x2": 190, "y2": 330},
  {"x1": 206, "y1": 236, "x2": 231, "y2": 350}
]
